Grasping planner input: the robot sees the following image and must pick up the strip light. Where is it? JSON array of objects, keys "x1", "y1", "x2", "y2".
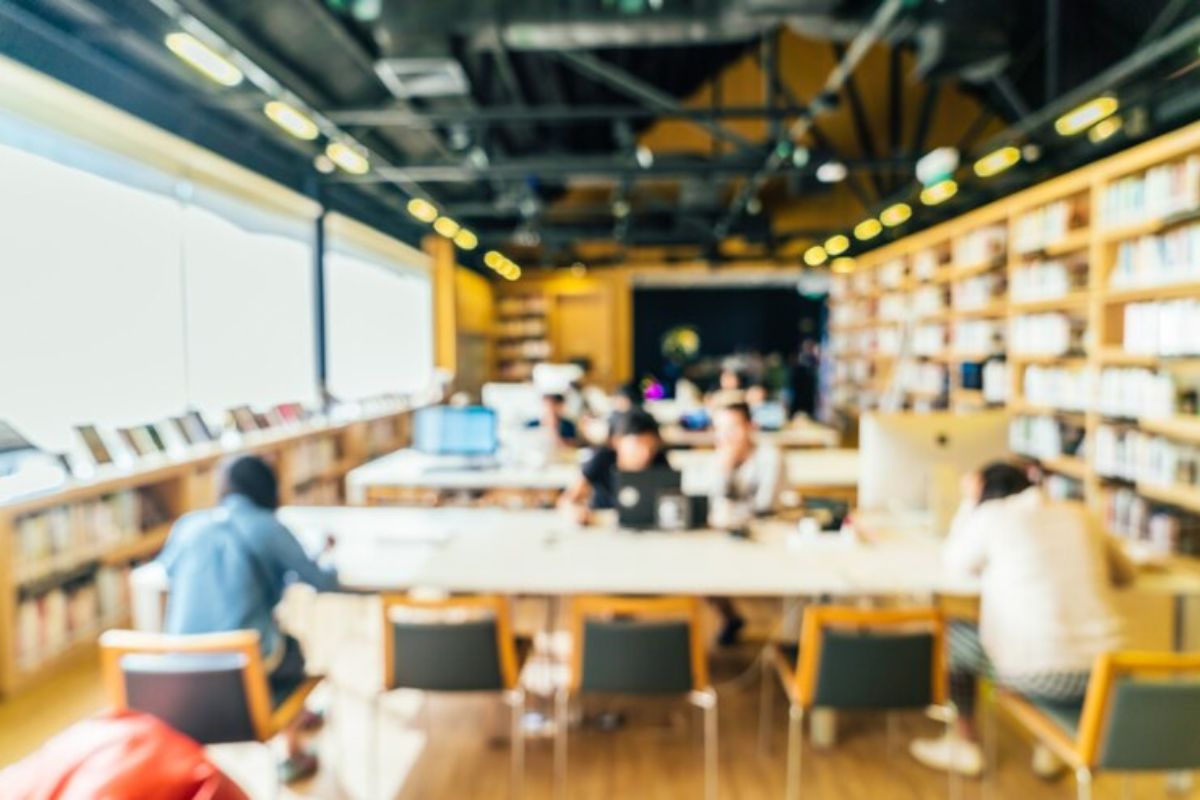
[
  {"x1": 1055, "y1": 96, "x2": 1119, "y2": 136},
  {"x1": 973, "y1": 146, "x2": 1020, "y2": 178},
  {"x1": 263, "y1": 101, "x2": 318, "y2": 141},
  {"x1": 325, "y1": 141, "x2": 370, "y2": 175},
  {"x1": 825, "y1": 234, "x2": 850, "y2": 256},
  {"x1": 407, "y1": 198, "x2": 439, "y2": 223},
  {"x1": 453, "y1": 229, "x2": 478, "y2": 250},
  {"x1": 854, "y1": 219, "x2": 882, "y2": 241},
  {"x1": 165, "y1": 32, "x2": 243, "y2": 87},
  {"x1": 880, "y1": 202, "x2": 912, "y2": 227},
  {"x1": 804, "y1": 245, "x2": 828, "y2": 267},
  {"x1": 920, "y1": 178, "x2": 958, "y2": 206},
  {"x1": 433, "y1": 217, "x2": 461, "y2": 238}
]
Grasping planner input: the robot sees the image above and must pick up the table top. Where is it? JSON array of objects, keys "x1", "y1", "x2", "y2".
[
  {"x1": 279, "y1": 505, "x2": 1200, "y2": 599},
  {"x1": 660, "y1": 422, "x2": 839, "y2": 450}
]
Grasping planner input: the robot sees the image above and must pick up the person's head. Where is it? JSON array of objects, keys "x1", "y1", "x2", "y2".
[
  {"x1": 613, "y1": 383, "x2": 642, "y2": 413},
  {"x1": 719, "y1": 369, "x2": 743, "y2": 391},
  {"x1": 542, "y1": 393, "x2": 565, "y2": 416},
  {"x1": 977, "y1": 461, "x2": 1033, "y2": 504},
  {"x1": 745, "y1": 383, "x2": 768, "y2": 407},
  {"x1": 611, "y1": 409, "x2": 662, "y2": 471},
  {"x1": 218, "y1": 454, "x2": 279, "y2": 510},
  {"x1": 714, "y1": 402, "x2": 755, "y2": 456}
]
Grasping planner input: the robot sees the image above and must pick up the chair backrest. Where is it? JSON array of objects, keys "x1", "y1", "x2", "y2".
[
  {"x1": 794, "y1": 606, "x2": 946, "y2": 711},
  {"x1": 99, "y1": 630, "x2": 272, "y2": 744},
  {"x1": 381, "y1": 594, "x2": 519, "y2": 692},
  {"x1": 570, "y1": 596, "x2": 707, "y2": 694},
  {"x1": 1077, "y1": 651, "x2": 1200, "y2": 771}
]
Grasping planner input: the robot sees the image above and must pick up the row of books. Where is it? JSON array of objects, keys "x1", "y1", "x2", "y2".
[
  {"x1": 912, "y1": 324, "x2": 946, "y2": 356},
  {"x1": 952, "y1": 225, "x2": 1007, "y2": 266},
  {"x1": 1014, "y1": 200, "x2": 1075, "y2": 254},
  {"x1": 11, "y1": 492, "x2": 154, "y2": 584},
  {"x1": 1101, "y1": 155, "x2": 1200, "y2": 229},
  {"x1": 495, "y1": 319, "x2": 547, "y2": 339},
  {"x1": 1094, "y1": 425, "x2": 1200, "y2": 487},
  {"x1": 1011, "y1": 259, "x2": 1082, "y2": 302},
  {"x1": 289, "y1": 436, "x2": 339, "y2": 485},
  {"x1": 1009, "y1": 313, "x2": 1086, "y2": 356},
  {"x1": 878, "y1": 259, "x2": 906, "y2": 289},
  {"x1": 1102, "y1": 486, "x2": 1200, "y2": 557},
  {"x1": 1123, "y1": 300, "x2": 1200, "y2": 356},
  {"x1": 893, "y1": 362, "x2": 947, "y2": 397},
  {"x1": 496, "y1": 295, "x2": 548, "y2": 317},
  {"x1": 953, "y1": 274, "x2": 1004, "y2": 310},
  {"x1": 911, "y1": 250, "x2": 943, "y2": 280},
  {"x1": 953, "y1": 319, "x2": 1003, "y2": 355},
  {"x1": 1110, "y1": 223, "x2": 1200, "y2": 290},
  {"x1": 1009, "y1": 415, "x2": 1084, "y2": 461},
  {"x1": 497, "y1": 340, "x2": 553, "y2": 361},
  {"x1": 15, "y1": 565, "x2": 130, "y2": 671},
  {"x1": 982, "y1": 360, "x2": 1009, "y2": 404}
]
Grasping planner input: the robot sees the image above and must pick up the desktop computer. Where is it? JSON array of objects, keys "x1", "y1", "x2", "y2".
[
  {"x1": 413, "y1": 406, "x2": 499, "y2": 463},
  {"x1": 858, "y1": 411, "x2": 1009, "y2": 534}
]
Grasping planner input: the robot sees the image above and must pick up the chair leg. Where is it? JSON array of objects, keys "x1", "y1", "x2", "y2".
[
  {"x1": 786, "y1": 704, "x2": 804, "y2": 800},
  {"x1": 262, "y1": 740, "x2": 281, "y2": 800},
  {"x1": 945, "y1": 704, "x2": 962, "y2": 800},
  {"x1": 758, "y1": 649, "x2": 774, "y2": 755},
  {"x1": 508, "y1": 689, "x2": 526, "y2": 800},
  {"x1": 690, "y1": 689, "x2": 719, "y2": 800},
  {"x1": 1075, "y1": 767, "x2": 1093, "y2": 800},
  {"x1": 369, "y1": 694, "x2": 381, "y2": 800},
  {"x1": 554, "y1": 688, "x2": 569, "y2": 800},
  {"x1": 982, "y1": 694, "x2": 999, "y2": 800}
]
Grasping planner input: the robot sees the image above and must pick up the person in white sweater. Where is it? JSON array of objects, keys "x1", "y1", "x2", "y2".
[{"x1": 910, "y1": 461, "x2": 1135, "y2": 778}]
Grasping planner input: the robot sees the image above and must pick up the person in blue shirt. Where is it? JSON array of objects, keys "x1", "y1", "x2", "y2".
[{"x1": 157, "y1": 454, "x2": 337, "y2": 782}]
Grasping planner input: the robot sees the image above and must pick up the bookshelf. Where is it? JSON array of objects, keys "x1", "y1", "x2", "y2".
[
  {"x1": 0, "y1": 407, "x2": 412, "y2": 697},
  {"x1": 830, "y1": 119, "x2": 1200, "y2": 559},
  {"x1": 494, "y1": 292, "x2": 551, "y2": 381}
]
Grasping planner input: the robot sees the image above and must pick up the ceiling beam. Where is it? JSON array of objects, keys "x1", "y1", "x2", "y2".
[
  {"x1": 551, "y1": 49, "x2": 758, "y2": 151},
  {"x1": 833, "y1": 41, "x2": 884, "y2": 198},
  {"x1": 328, "y1": 103, "x2": 809, "y2": 127}
]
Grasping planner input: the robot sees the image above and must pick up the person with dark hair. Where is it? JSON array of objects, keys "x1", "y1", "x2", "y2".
[
  {"x1": 526, "y1": 393, "x2": 578, "y2": 446},
  {"x1": 909, "y1": 460, "x2": 1135, "y2": 779},
  {"x1": 559, "y1": 408, "x2": 670, "y2": 524},
  {"x1": 156, "y1": 454, "x2": 337, "y2": 782}
]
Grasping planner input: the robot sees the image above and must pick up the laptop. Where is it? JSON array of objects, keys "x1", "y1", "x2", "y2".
[{"x1": 615, "y1": 467, "x2": 683, "y2": 530}]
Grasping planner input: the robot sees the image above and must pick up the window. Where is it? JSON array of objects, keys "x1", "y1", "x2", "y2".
[{"x1": 324, "y1": 228, "x2": 434, "y2": 400}]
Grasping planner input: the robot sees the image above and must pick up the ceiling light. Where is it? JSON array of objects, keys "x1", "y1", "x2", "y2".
[
  {"x1": 635, "y1": 145, "x2": 654, "y2": 168},
  {"x1": 816, "y1": 161, "x2": 847, "y2": 183},
  {"x1": 612, "y1": 199, "x2": 631, "y2": 218},
  {"x1": 854, "y1": 218, "x2": 882, "y2": 241},
  {"x1": 484, "y1": 250, "x2": 504, "y2": 270},
  {"x1": 880, "y1": 202, "x2": 912, "y2": 227},
  {"x1": 920, "y1": 178, "x2": 958, "y2": 206},
  {"x1": 433, "y1": 216, "x2": 460, "y2": 238},
  {"x1": 824, "y1": 234, "x2": 850, "y2": 256},
  {"x1": 263, "y1": 100, "x2": 319, "y2": 141},
  {"x1": 313, "y1": 154, "x2": 335, "y2": 174},
  {"x1": 747, "y1": 196, "x2": 763, "y2": 215},
  {"x1": 831, "y1": 257, "x2": 855, "y2": 274},
  {"x1": 1055, "y1": 95, "x2": 1119, "y2": 136},
  {"x1": 792, "y1": 146, "x2": 810, "y2": 169},
  {"x1": 505, "y1": 265, "x2": 522, "y2": 281},
  {"x1": 453, "y1": 228, "x2": 478, "y2": 250},
  {"x1": 406, "y1": 197, "x2": 439, "y2": 223},
  {"x1": 164, "y1": 32, "x2": 243, "y2": 87},
  {"x1": 973, "y1": 145, "x2": 1020, "y2": 178},
  {"x1": 804, "y1": 245, "x2": 828, "y2": 267},
  {"x1": 1088, "y1": 115, "x2": 1123, "y2": 144},
  {"x1": 325, "y1": 141, "x2": 370, "y2": 175}
]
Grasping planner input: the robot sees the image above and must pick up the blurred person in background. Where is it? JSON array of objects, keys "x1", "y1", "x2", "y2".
[
  {"x1": 559, "y1": 409, "x2": 670, "y2": 524},
  {"x1": 526, "y1": 393, "x2": 579, "y2": 447},
  {"x1": 157, "y1": 455, "x2": 337, "y2": 782},
  {"x1": 909, "y1": 462, "x2": 1135, "y2": 778}
]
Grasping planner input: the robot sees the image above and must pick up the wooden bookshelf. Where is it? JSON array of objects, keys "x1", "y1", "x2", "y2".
[
  {"x1": 829, "y1": 119, "x2": 1200, "y2": 556},
  {"x1": 0, "y1": 406, "x2": 413, "y2": 698}
]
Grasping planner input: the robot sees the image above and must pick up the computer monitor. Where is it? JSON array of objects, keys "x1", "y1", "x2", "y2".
[
  {"x1": 482, "y1": 382, "x2": 543, "y2": 429},
  {"x1": 858, "y1": 411, "x2": 1009, "y2": 533},
  {"x1": 616, "y1": 467, "x2": 683, "y2": 530},
  {"x1": 752, "y1": 402, "x2": 787, "y2": 431},
  {"x1": 413, "y1": 406, "x2": 498, "y2": 456}
]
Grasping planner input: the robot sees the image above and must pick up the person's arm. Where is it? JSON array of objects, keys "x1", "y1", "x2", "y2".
[
  {"x1": 264, "y1": 517, "x2": 339, "y2": 591},
  {"x1": 557, "y1": 475, "x2": 593, "y2": 524},
  {"x1": 942, "y1": 501, "x2": 988, "y2": 578}
]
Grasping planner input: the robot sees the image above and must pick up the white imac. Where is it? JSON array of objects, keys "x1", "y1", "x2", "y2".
[{"x1": 858, "y1": 411, "x2": 1009, "y2": 534}]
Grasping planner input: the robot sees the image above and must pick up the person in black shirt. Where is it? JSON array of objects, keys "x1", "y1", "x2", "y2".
[{"x1": 559, "y1": 409, "x2": 669, "y2": 524}]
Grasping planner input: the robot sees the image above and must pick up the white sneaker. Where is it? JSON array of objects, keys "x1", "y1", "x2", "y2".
[
  {"x1": 1031, "y1": 744, "x2": 1067, "y2": 779},
  {"x1": 909, "y1": 734, "x2": 984, "y2": 778}
]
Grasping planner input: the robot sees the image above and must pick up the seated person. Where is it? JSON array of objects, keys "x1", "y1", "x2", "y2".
[
  {"x1": 707, "y1": 402, "x2": 784, "y2": 644},
  {"x1": 559, "y1": 409, "x2": 670, "y2": 524},
  {"x1": 157, "y1": 455, "x2": 338, "y2": 782},
  {"x1": 744, "y1": 382, "x2": 769, "y2": 410},
  {"x1": 525, "y1": 393, "x2": 578, "y2": 446},
  {"x1": 909, "y1": 462, "x2": 1135, "y2": 778},
  {"x1": 706, "y1": 368, "x2": 746, "y2": 409}
]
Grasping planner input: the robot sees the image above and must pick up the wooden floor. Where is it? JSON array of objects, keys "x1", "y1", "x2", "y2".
[{"x1": 4, "y1": 647, "x2": 1196, "y2": 800}]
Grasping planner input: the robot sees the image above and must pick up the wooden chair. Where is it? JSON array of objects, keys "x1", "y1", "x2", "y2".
[
  {"x1": 378, "y1": 593, "x2": 525, "y2": 799},
  {"x1": 760, "y1": 606, "x2": 954, "y2": 800},
  {"x1": 556, "y1": 595, "x2": 717, "y2": 800},
  {"x1": 99, "y1": 629, "x2": 320, "y2": 797},
  {"x1": 995, "y1": 650, "x2": 1200, "y2": 800}
]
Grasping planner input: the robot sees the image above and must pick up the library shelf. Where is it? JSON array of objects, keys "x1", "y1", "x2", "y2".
[
  {"x1": 1040, "y1": 455, "x2": 1088, "y2": 481},
  {"x1": 1138, "y1": 416, "x2": 1200, "y2": 444},
  {"x1": 1103, "y1": 281, "x2": 1200, "y2": 304},
  {"x1": 1008, "y1": 292, "x2": 1091, "y2": 314}
]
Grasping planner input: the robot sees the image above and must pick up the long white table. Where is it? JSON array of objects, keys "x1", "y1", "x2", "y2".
[{"x1": 345, "y1": 450, "x2": 580, "y2": 504}]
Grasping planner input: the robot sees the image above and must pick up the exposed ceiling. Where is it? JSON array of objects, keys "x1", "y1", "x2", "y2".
[{"x1": 3, "y1": 0, "x2": 1200, "y2": 273}]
